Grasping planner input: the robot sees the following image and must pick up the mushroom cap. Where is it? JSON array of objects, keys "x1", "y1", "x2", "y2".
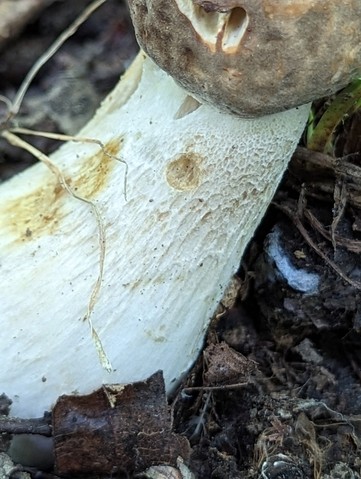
[{"x1": 128, "y1": 0, "x2": 361, "y2": 117}]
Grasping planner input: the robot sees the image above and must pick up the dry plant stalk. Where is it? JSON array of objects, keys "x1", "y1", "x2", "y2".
[{"x1": 0, "y1": 0, "x2": 115, "y2": 368}]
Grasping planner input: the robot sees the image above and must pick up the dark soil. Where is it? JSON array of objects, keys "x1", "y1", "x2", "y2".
[{"x1": 0, "y1": 2, "x2": 360, "y2": 478}]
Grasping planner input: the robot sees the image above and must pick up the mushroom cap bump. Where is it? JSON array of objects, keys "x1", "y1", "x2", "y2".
[{"x1": 128, "y1": 0, "x2": 361, "y2": 117}]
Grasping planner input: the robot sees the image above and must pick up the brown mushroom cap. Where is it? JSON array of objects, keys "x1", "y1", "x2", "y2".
[{"x1": 128, "y1": 0, "x2": 361, "y2": 117}]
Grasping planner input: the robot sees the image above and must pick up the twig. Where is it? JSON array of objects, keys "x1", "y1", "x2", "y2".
[
  {"x1": 293, "y1": 146, "x2": 361, "y2": 187},
  {"x1": 304, "y1": 208, "x2": 361, "y2": 254},
  {"x1": 331, "y1": 178, "x2": 347, "y2": 251},
  {"x1": 274, "y1": 202, "x2": 361, "y2": 291},
  {"x1": 8, "y1": 0, "x2": 107, "y2": 120},
  {"x1": 0, "y1": 415, "x2": 52, "y2": 436},
  {"x1": 182, "y1": 381, "x2": 249, "y2": 393}
]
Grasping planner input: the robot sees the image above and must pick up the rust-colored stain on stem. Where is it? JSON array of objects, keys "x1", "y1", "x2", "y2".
[{"x1": 0, "y1": 137, "x2": 123, "y2": 243}]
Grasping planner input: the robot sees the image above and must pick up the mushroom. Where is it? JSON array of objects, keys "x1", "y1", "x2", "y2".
[{"x1": 0, "y1": 1, "x2": 359, "y2": 418}]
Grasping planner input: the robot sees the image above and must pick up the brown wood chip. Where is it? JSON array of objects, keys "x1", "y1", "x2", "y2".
[{"x1": 52, "y1": 371, "x2": 190, "y2": 475}]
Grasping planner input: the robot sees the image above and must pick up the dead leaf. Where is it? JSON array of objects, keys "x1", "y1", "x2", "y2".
[
  {"x1": 52, "y1": 371, "x2": 190, "y2": 475},
  {"x1": 204, "y1": 342, "x2": 257, "y2": 386}
]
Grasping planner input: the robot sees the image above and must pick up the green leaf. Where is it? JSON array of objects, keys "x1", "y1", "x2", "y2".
[{"x1": 307, "y1": 78, "x2": 361, "y2": 154}]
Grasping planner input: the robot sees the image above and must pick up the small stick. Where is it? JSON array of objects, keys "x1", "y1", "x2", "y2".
[
  {"x1": 182, "y1": 381, "x2": 249, "y2": 393},
  {"x1": 0, "y1": 416, "x2": 52, "y2": 436},
  {"x1": 8, "y1": 0, "x2": 107, "y2": 120}
]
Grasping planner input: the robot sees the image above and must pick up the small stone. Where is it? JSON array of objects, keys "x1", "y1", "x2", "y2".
[{"x1": 0, "y1": 452, "x2": 31, "y2": 479}]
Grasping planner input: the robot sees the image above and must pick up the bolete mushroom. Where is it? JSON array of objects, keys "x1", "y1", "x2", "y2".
[{"x1": 0, "y1": 1, "x2": 359, "y2": 418}]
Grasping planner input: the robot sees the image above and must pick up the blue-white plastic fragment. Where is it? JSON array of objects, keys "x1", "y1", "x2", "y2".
[{"x1": 266, "y1": 227, "x2": 320, "y2": 294}]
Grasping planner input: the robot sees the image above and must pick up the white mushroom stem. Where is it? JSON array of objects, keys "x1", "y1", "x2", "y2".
[{"x1": 0, "y1": 52, "x2": 309, "y2": 418}]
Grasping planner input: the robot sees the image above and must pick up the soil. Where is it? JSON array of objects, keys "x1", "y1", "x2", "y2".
[{"x1": 0, "y1": 1, "x2": 360, "y2": 478}]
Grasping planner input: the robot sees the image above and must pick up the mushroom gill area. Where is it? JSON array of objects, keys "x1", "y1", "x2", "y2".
[{"x1": 175, "y1": 0, "x2": 248, "y2": 53}]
